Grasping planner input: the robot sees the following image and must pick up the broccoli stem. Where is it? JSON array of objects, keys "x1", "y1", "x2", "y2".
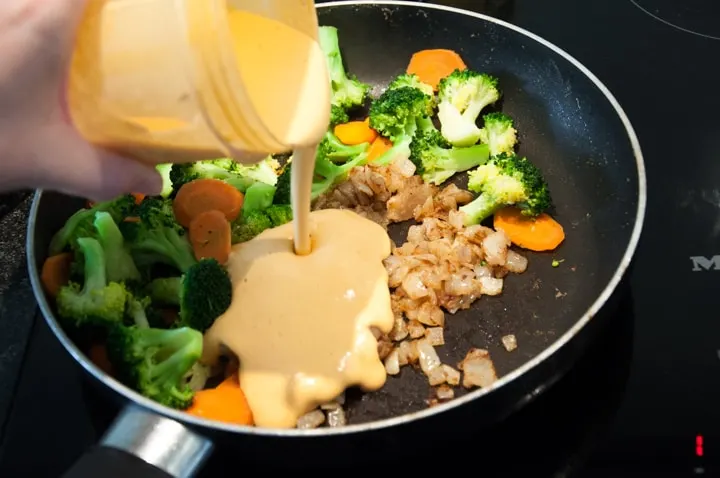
[
  {"x1": 242, "y1": 182, "x2": 277, "y2": 214},
  {"x1": 373, "y1": 136, "x2": 413, "y2": 166},
  {"x1": 439, "y1": 144, "x2": 490, "y2": 172},
  {"x1": 142, "y1": 328, "x2": 202, "y2": 380},
  {"x1": 94, "y1": 211, "x2": 141, "y2": 283},
  {"x1": 318, "y1": 26, "x2": 346, "y2": 86},
  {"x1": 459, "y1": 193, "x2": 498, "y2": 226},
  {"x1": 79, "y1": 237, "x2": 107, "y2": 292},
  {"x1": 138, "y1": 231, "x2": 196, "y2": 273},
  {"x1": 49, "y1": 208, "x2": 93, "y2": 255},
  {"x1": 128, "y1": 297, "x2": 150, "y2": 328}
]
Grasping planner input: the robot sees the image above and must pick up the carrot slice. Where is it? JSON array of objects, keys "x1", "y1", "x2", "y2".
[
  {"x1": 89, "y1": 343, "x2": 113, "y2": 375},
  {"x1": 173, "y1": 178, "x2": 244, "y2": 228},
  {"x1": 132, "y1": 193, "x2": 146, "y2": 205},
  {"x1": 188, "y1": 209, "x2": 232, "y2": 264},
  {"x1": 493, "y1": 207, "x2": 565, "y2": 252},
  {"x1": 40, "y1": 252, "x2": 73, "y2": 298},
  {"x1": 367, "y1": 136, "x2": 393, "y2": 162},
  {"x1": 186, "y1": 374, "x2": 254, "y2": 426},
  {"x1": 406, "y1": 49, "x2": 467, "y2": 90},
  {"x1": 334, "y1": 118, "x2": 378, "y2": 145}
]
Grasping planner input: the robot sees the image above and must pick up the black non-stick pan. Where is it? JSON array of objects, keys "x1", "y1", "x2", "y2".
[{"x1": 26, "y1": 2, "x2": 646, "y2": 477}]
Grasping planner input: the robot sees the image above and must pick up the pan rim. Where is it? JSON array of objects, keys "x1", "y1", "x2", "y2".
[{"x1": 26, "y1": 0, "x2": 647, "y2": 437}]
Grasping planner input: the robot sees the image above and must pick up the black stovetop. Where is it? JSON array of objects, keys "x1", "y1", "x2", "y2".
[{"x1": 2, "y1": 0, "x2": 720, "y2": 476}]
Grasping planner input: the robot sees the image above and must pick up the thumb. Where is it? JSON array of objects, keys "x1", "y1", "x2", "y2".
[{"x1": 30, "y1": 127, "x2": 163, "y2": 202}]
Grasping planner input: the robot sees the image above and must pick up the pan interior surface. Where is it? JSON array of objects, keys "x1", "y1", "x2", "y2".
[{"x1": 26, "y1": 1, "x2": 644, "y2": 436}]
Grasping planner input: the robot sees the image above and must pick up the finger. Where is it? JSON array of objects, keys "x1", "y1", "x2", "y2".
[
  {"x1": 42, "y1": 0, "x2": 91, "y2": 45},
  {"x1": 29, "y1": 127, "x2": 164, "y2": 201}
]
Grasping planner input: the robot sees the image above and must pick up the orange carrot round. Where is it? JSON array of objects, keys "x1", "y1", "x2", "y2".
[
  {"x1": 367, "y1": 136, "x2": 393, "y2": 162},
  {"x1": 173, "y1": 178, "x2": 244, "y2": 228},
  {"x1": 186, "y1": 374, "x2": 254, "y2": 426},
  {"x1": 334, "y1": 118, "x2": 378, "y2": 145},
  {"x1": 406, "y1": 49, "x2": 467, "y2": 90},
  {"x1": 188, "y1": 209, "x2": 232, "y2": 264},
  {"x1": 493, "y1": 207, "x2": 565, "y2": 252},
  {"x1": 40, "y1": 252, "x2": 73, "y2": 298}
]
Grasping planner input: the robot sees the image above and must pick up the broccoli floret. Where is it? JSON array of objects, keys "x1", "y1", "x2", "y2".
[
  {"x1": 242, "y1": 182, "x2": 277, "y2": 214},
  {"x1": 410, "y1": 130, "x2": 490, "y2": 185},
  {"x1": 478, "y1": 112, "x2": 518, "y2": 156},
  {"x1": 57, "y1": 237, "x2": 128, "y2": 327},
  {"x1": 49, "y1": 194, "x2": 137, "y2": 255},
  {"x1": 459, "y1": 153, "x2": 552, "y2": 226},
  {"x1": 318, "y1": 130, "x2": 370, "y2": 164},
  {"x1": 169, "y1": 157, "x2": 279, "y2": 194},
  {"x1": 232, "y1": 209, "x2": 273, "y2": 244},
  {"x1": 368, "y1": 86, "x2": 433, "y2": 165},
  {"x1": 121, "y1": 198, "x2": 197, "y2": 273},
  {"x1": 312, "y1": 149, "x2": 369, "y2": 198},
  {"x1": 387, "y1": 73, "x2": 434, "y2": 96},
  {"x1": 178, "y1": 258, "x2": 232, "y2": 332},
  {"x1": 318, "y1": 26, "x2": 370, "y2": 110},
  {"x1": 330, "y1": 104, "x2": 350, "y2": 127},
  {"x1": 106, "y1": 325, "x2": 202, "y2": 409},
  {"x1": 265, "y1": 204, "x2": 293, "y2": 227},
  {"x1": 156, "y1": 164, "x2": 174, "y2": 198},
  {"x1": 126, "y1": 294, "x2": 152, "y2": 328},
  {"x1": 146, "y1": 259, "x2": 232, "y2": 333},
  {"x1": 271, "y1": 147, "x2": 367, "y2": 204},
  {"x1": 231, "y1": 204, "x2": 293, "y2": 244},
  {"x1": 437, "y1": 69, "x2": 501, "y2": 147},
  {"x1": 273, "y1": 163, "x2": 292, "y2": 205},
  {"x1": 93, "y1": 211, "x2": 141, "y2": 283}
]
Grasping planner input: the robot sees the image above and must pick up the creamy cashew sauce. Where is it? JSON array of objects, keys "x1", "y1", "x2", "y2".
[
  {"x1": 201, "y1": 8, "x2": 396, "y2": 429},
  {"x1": 203, "y1": 208, "x2": 395, "y2": 428}
]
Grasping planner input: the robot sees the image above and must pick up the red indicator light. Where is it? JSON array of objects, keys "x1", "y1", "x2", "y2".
[{"x1": 696, "y1": 435, "x2": 704, "y2": 457}]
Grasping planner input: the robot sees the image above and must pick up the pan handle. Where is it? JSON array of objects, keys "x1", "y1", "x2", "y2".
[{"x1": 62, "y1": 405, "x2": 214, "y2": 478}]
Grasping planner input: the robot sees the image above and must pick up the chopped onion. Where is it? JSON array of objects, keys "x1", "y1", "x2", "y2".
[
  {"x1": 377, "y1": 339, "x2": 394, "y2": 360},
  {"x1": 402, "y1": 271, "x2": 429, "y2": 299},
  {"x1": 407, "y1": 319, "x2": 425, "y2": 339},
  {"x1": 391, "y1": 156, "x2": 416, "y2": 177},
  {"x1": 442, "y1": 364, "x2": 461, "y2": 386},
  {"x1": 389, "y1": 316, "x2": 409, "y2": 342},
  {"x1": 459, "y1": 348, "x2": 498, "y2": 389},
  {"x1": 428, "y1": 366, "x2": 447, "y2": 386},
  {"x1": 397, "y1": 340, "x2": 417, "y2": 367},
  {"x1": 297, "y1": 410, "x2": 326, "y2": 429},
  {"x1": 482, "y1": 230, "x2": 510, "y2": 266},
  {"x1": 479, "y1": 276, "x2": 503, "y2": 296},
  {"x1": 505, "y1": 250, "x2": 528, "y2": 273},
  {"x1": 425, "y1": 327, "x2": 445, "y2": 346},
  {"x1": 435, "y1": 384, "x2": 455, "y2": 401},
  {"x1": 502, "y1": 334, "x2": 518, "y2": 352},
  {"x1": 474, "y1": 264, "x2": 493, "y2": 278},
  {"x1": 327, "y1": 408, "x2": 347, "y2": 428},
  {"x1": 384, "y1": 348, "x2": 400, "y2": 375},
  {"x1": 417, "y1": 339, "x2": 441, "y2": 376}
]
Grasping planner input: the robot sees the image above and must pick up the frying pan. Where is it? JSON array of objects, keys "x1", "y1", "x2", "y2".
[{"x1": 26, "y1": 2, "x2": 646, "y2": 476}]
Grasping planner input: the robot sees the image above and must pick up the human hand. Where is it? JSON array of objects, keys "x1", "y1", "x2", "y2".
[{"x1": 0, "y1": 0, "x2": 163, "y2": 201}]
